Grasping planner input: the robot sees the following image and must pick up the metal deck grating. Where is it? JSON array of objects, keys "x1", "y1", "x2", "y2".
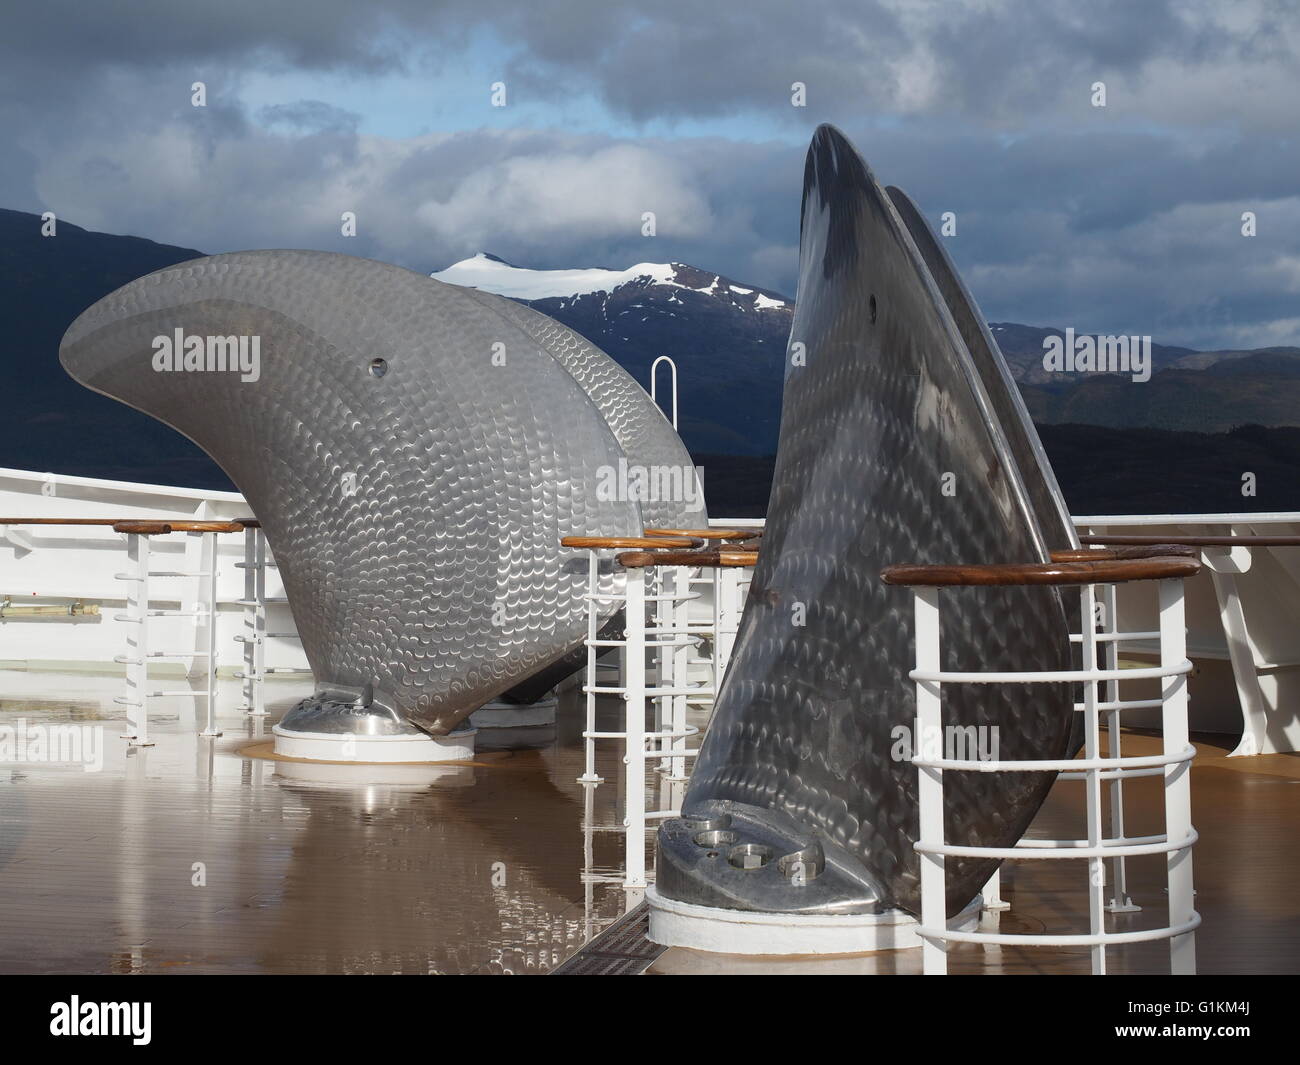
[{"x1": 550, "y1": 902, "x2": 665, "y2": 975}]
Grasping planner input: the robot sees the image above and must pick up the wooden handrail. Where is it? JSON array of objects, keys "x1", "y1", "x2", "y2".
[
  {"x1": 1080, "y1": 533, "x2": 1300, "y2": 548},
  {"x1": 111, "y1": 520, "x2": 247, "y2": 535},
  {"x1": 113, "y1": 521, "x2": 175, "y2": 535},
  {"x1": 0, "y1": 518, "x2": 135, "y2": 526},
  {"x1": 617, "y1": 548, "x2": 758, "y2": 569},
  {"x1": 644, "y1": 527, "x2": 760, "y2": 541},
  {"x1": 881, "y1": 555, "x2": 1200, "y2": 588},
  {"x1": 0, "y1": 517, "x2": 258, "y2": 530},
  {"x1": 1050, "y1": 545, "x2": 1197, "y2": 562},
  {"x1": 561, "y1": 535, "x2": 696, "y2": 549}
]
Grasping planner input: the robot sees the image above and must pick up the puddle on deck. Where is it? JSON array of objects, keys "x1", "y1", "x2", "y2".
[
  {"x1": 2, "y1": 668, "x2": 1297, "y2": 974},
  {"x1": 0, "y1": 669, "x2": 664, "y2": 974}
]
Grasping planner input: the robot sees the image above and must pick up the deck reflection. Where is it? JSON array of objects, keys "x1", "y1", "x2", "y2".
[
  {"x1": 650, "y1": 733, "x2": 1300, "y2": 975},
  {"x1": 2, "y1": 668, "x2": 1296, "y2": 975},
  {"x1": 0, "y1": 670, "x2": 631, "y2": 974}
]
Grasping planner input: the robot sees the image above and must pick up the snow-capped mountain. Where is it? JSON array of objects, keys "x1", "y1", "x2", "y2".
[
  {"x1": 433, "y1": 253, "x2": 794, "y2": 456},
  {"x1": 2, "y1": 210, "x2": 1297, "y2": 515},
  {"x1": 433, "y1": 252, "x2": 790, "y2": 311}
]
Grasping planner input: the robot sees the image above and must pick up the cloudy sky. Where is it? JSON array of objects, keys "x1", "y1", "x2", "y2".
[{"x1": 3, "y1": 0, "x2": 1298, "y2": 350}]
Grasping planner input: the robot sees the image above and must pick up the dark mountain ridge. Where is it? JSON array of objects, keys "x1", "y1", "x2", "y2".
[{"x1": 0, "y1": 209, "x2": 1295, "y2": 513}]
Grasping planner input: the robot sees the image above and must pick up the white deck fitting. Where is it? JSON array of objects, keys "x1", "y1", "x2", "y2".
[
  {"x1": 646, "y1": 886, "x2": 982, "y2": 955},
  {"x1": 469, "y1": 696, "x2": 558, "y2": 728},
  {"x1": 1075, "y1": 512, "x2": 1300, "y2": 755},
  {"x1": 271, "y1": 724, "x2": 477, "y2": 763},
  {"x1": 0, "y1": 467, "x2": 309, "y2": 678}
]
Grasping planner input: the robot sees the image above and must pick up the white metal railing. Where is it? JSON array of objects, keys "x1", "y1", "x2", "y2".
[
  {"x1": 113, "y1": 530, "x2": 223, "y2": 744},
  {"x1": 907, "y1": 575, "x2": 1199, "y2": 975},
  {"x1": 575, "y1": 553, "x2": 708, "y2": 887},
  {"x1": 232, "y1": 524, "x2": 309, "y2": 716},
  {"x1": 649, "y1": 356, "x2": 679, "y2": 429},
  {"x1": 1076, "y1": 581, "x2": 1140, "y2": 912},
  {"x1": 1074, "y1": 514, "x2": 1300, "y2": 757},
  {"x1": 568, "y1": 541, "x2": 756, "y2": 889}
]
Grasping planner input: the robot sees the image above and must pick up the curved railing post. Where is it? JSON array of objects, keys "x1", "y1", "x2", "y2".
[
  {"x1": 1160, "y1": 576, "x2": 1197, "y2": 975},
  {"x1": 884, "y1": 548, "x2": 1202, "y2": 976},
  {"x1": 649, "y1": 355, "x2": 678, "y2": 429},
  {"x1": 913, "y1": 585, "x2": 946, "y2": 975}
]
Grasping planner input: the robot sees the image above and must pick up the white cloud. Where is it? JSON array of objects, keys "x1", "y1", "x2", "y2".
[{"x1": 415, "y1": 143, "x2": 713, "y2": 249}]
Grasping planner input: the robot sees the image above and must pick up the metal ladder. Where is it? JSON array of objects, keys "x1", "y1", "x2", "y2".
[
  {"x1": 566, "y1": 536, "x2": 757, "y2": 890},
  {"x1": 113, "y1": 528, "x2": 223, "y2": 744},
  {"x1": 232, "y1": 523, "x2": 309, "y2": 716}
]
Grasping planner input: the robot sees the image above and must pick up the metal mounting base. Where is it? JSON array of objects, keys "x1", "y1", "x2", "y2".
[
  {"x1": 273, "y1": 696, "x2": 476, "y2": 763},
  {"x1": 645, "y1": 886, "x2": 983, "y2": 956}
]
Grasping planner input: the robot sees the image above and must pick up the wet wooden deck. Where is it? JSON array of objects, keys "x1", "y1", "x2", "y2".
[
  {"x1": 0, "y1": 669, "x2": 632, "y2": 974},
  {"x1": 0, "y1": 667, "x2": 1295, "y2": 975},
  {"x1": 650, "y1": 733, "x2": 1300, "y2": 974}
]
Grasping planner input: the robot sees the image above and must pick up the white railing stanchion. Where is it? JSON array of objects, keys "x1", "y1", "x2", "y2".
[
  {"x1": 623, "y1": 566, "x2": 647, "y2": 889},
  {"x1": 200, "y1": 531, "x2": 221, "y2": 737},
  {"x1": 670, "y1": 565, "x2": 692, "y2": 784},
  {"x1": 1101, "y1": 580, "x2": 1138, "y2": 912},
  {"x1": 652, "y1": 564, "x2": 669, "y2": 771},
  {"x1": 1079, "y1": 581, "x2": 1106, "y2": 974},
  {"x1": 235, "y1": 525, "x2": 271, "y2": 715},
  {"x1": 717, "y1": 566, "x2": 728, "y2": 702},
  {"x1": 914, "y1": 585, "x2": 947, "y2": 976},
  {"x1": 1160, "y1": 577, "x2": 1197, "y2": 976},
  {"x1": 981, "y1": 867, "x2": 1009, "y2": 912},
  {"x1": 121, "y1": 533, "x2": 151, "y2": 747},
  {"x1": 238, "y1": 525, "x2": 258, "y2": 715},
  {"x1": 579, "y1": 550, "x2": 602, "y2": 783},
  {"x1": 715, "y1": 565, "x2": 740, "y2": 685}
]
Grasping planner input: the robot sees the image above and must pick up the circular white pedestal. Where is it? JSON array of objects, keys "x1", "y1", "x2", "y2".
[
  {"x1": 272, "y1": 724, "x2": 476, "y2": 764},
  {"x1": 468, "y1": 696, "x2": 557, "y2": 729},
  {"x1": 646, "y1": 886, "x2": 982, "y2": 956},
  {"x1": 273, "y1": 758, "x2": 477, "y2": 788}
]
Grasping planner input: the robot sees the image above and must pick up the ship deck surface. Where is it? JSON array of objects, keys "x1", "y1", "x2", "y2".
[{"x1": 0, "y1": 668, "x2": 1295, "y2": 975}]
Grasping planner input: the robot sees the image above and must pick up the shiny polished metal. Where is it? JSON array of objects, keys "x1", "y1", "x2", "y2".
[
  {"x1": 885, "y1": 185, "x2": 1077, "y2": 553},
  {"x1": 60, "y1": 250, "x2": 698, "y2": 742},
  {"x1": 657, "y1": 125, "x2": 1075, "y2": 922}
]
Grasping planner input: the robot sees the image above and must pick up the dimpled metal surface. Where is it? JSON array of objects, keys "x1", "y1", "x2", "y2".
[
  {"x1": 455, "y1": 286, "x2": 707, "y2": 531},
  {"x1": 677, "y1": 126, "x2": 1074, "y2": 917},
  {"x1": 886, "y1": 185, "x2": 1077, "y2": 552},
  {"x1": 887, "y1": 186, "x2": 1086, "y2": 755},
  {"x1": 59, "y1": 250, "x2": 642, "y2": 735}
]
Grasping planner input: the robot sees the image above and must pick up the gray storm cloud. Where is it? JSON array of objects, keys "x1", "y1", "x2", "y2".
[{"x1": 2, "y1": 0, "x2": 1297, "y2": 350}]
